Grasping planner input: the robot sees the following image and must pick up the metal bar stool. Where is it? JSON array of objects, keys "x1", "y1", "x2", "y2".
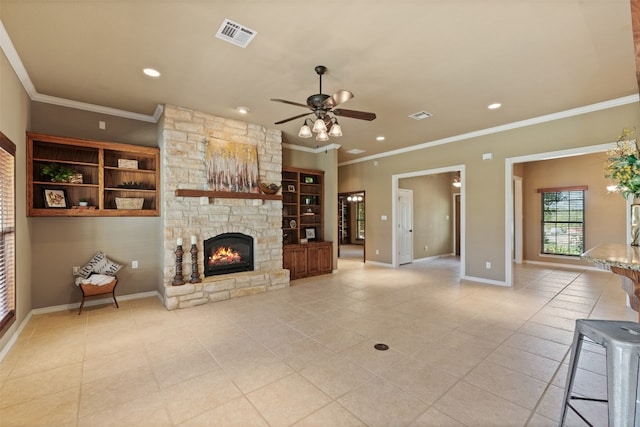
[{"x1": 559, "y1": 319, "x2": 640, "y2": 427}]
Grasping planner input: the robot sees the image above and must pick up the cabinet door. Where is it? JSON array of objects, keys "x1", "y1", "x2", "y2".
[
  {"x1": 309, "y1": 243, "x2": 332, "y2": 276},
  {"x1": 319, "y1": 243, "x2": 333, "y2": 274},
  {"x1": 307, "y1": 246, "x2": 320, "y2": 276},
  {"x1": 283, "y1": 246, "x2": 308, "y2": 279}
]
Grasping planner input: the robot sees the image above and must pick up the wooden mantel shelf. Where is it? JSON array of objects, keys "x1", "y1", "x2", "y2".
[{"x1": 175, "y1": 189, "x2": 282, "y2": 200}]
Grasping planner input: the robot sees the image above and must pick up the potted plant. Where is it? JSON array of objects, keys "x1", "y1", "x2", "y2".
[
  {"x1": 40, "y1": 163, "x2": 80, "y2": 183},
  {"x1": 78, "y1": 198, "x2": 88, "y2": 207}
]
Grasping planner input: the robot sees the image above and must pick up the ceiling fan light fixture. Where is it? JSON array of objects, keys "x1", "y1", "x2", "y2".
[
  {"x1": 298, "y1": 123, "x2": 313, "y2": 138},
  {"x1": 316, "y1": 129, "x2": 329, "y2": 141},
  {"x1": 328, "y1": 122, "x2": 342, "y2": 137},
  {"x1": 312, "y1": 118, "x2": 327, "y2": 133}
]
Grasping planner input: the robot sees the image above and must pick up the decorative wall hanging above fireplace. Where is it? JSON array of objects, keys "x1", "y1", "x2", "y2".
[{"x1": 205, "y1": 136, "x2": 259, "y2": 193}]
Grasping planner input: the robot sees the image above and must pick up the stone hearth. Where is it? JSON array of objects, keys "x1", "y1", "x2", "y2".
[{"x1": 161, "y1": 105, "x2": 289, "y2": 310}]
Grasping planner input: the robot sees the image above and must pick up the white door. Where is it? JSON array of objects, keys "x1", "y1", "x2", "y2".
[{"x1": 398, "y1": 188, "x2": 413, "y2": 265}]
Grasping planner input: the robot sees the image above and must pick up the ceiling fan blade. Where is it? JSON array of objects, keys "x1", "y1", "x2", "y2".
[
  {"x1": 274, "y1": 112, "x2": 312, "y2": 125},
  {"x1": 270, "y1": 98, "x2": 310, "y2": 109},
  {"x1": 322, "y1": 90, "x2": 354, "y2": 108},
  {"x1": 332, "y1": 108, "x2": 376, "y2": 121}
]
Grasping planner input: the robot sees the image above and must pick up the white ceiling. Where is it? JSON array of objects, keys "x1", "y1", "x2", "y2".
[{"x1": 0, "y1": 0, "x2": 637, "y2": 162}]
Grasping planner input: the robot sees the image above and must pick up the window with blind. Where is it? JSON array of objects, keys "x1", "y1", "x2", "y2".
[
  {"x1": 0, "y1": 133, "x2": 16, "y2": 337},
  {"x1": 539, "y1": 186, "x2": 586, "y2": 256}
]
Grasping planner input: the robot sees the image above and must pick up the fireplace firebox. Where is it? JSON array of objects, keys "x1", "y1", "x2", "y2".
[{"x1": 204, "y1": 233, "x2": 254, "y2": 277}]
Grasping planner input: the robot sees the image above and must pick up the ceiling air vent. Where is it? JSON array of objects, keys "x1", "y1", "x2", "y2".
[
  {"x1": 346, "y1": 148, "x2": 366, "y2": 155},
  {"x1": 408, "y1": 111, "x2": 433, "y2": 120},
  {"x1": 215, "y1": 19, "x2": 257, "y2": 48}
]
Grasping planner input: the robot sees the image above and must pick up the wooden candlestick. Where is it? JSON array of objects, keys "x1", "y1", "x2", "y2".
[
  {"x1": 172, "y1": 245, "x2": 185, "y2": 286},
  {"x1": 190, "y1": 244, "x2": 201, "y2": 283}
]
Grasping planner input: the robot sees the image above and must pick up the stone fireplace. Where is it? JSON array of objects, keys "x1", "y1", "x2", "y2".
[{"x1": 161, "y1": 105, "x2": 289, "y2": 310}]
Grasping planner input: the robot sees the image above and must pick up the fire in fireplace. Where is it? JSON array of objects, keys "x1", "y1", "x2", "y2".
[{"x1": 204, "y1": 233, "x2": 254, "y2": 276}]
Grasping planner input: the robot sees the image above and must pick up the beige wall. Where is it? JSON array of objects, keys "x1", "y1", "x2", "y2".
[
  {"x1": 29, "y1": 102, "x2": 162, "y2": 308},
  {"x1": 339, "y1": 102, "x2": 640, "y2": 282},
  {"x1": 0, "y1": 47, "x2": 30, "y2": 351},
  {"x1": 522, "y1": 152, "x2": 626, "y2": 265},
  {"x1": 400, "y1": 173, "x2": 456, "y2": 258}
]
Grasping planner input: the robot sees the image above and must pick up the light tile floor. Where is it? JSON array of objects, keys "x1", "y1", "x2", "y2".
[{"x1": 0, "y1": 257, "x2": 636, "y2": 426}]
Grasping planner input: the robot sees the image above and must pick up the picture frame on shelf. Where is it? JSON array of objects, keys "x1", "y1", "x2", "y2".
[
  {"x1": 287, "y1": 184, "x2": 296, "y2": 192},
  {"x1": 305, "y1": 227, "x2": 316, "y2": 241},
  {"x1": 43, "y1": 188, "x2": 68, "y2": 208}
]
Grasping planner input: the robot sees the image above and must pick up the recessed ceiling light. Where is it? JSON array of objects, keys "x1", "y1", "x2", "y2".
[
  {"x1": 236, "y1": 106, "x2": 250, "y2": 114},
  {"x1": 488, "y1": 102, "x2": 502, "y2": 110},
  {"x1": 376, "y1": 136, "x2": 385, "y2": 141},
  {"x1": 143, "y1": 68, "x2": 161, "y2": 78}
]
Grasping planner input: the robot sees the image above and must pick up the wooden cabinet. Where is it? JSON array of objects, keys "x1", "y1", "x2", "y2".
[
  {"x1": 307, "y1": 242, "x2": 333, "y2": 276},
  {"x1": 283, "y1": 242, "x2": 332, "y2": 280},
  {"x1": 27, "y1": 132, "x2": 160, "y2": 217},
  {"x1": 283, "y1": 245, "x2": 308, "y2": 280},
  {"x1": 282, "y1": 166, "x2": 332, "y2": 279}
]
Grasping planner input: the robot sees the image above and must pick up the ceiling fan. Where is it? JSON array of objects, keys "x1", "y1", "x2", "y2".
[{"x1": 271, "y1": 65, "x2": 376, "y2": 141}]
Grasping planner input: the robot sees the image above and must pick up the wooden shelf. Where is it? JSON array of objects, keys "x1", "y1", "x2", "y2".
[
  {"x1": 282, "y1": 167, "x2": 325, "y2": 246},
  {"x1": 174, "y1": 189, "x2": 282, "y2": 200},
  {"x1": 27, "y1": 132, "x2": 160, "y2": 217}
]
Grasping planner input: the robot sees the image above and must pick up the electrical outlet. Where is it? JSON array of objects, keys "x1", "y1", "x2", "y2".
[
  {"x1": 376, "y1": 249, "x2": 380, "y2": 255},
  {"x1": 72, "y1": 266, "x2": 80, "y2": 275},
  {"x1": 486, "y1": 261, "x2": 491, "y2": 269},
  {"x1": 132, "y1": 260, "x2": 138, "y2": 269},
  {"x1": 424, "y1": 245, "x2": 428, "y2": 252}
]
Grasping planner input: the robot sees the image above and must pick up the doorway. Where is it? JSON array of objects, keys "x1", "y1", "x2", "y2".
[
  {"x1": 338, "y1": 192, "x2": 365, "y2": 261},
  {"x1": 392, "y1": 165, "x2": 465, "y2": 276}
]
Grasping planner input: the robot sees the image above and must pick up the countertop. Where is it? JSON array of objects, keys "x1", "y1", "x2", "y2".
[{"x1": 581, "y1": 243, "x2": 640, "y2": 271}]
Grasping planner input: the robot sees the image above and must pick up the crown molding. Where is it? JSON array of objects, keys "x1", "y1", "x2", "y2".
[
  {"x1": 338, "y1": 94, "x2": 640, "y2": 167},
  {"x1": 2, "y1": 17, "x2": 636, "y2": 157},
  {"x1": 32, "y1": 93, "x2": 163, "y2": 123},
  {"x1": 282, "y1": 142, "x2": 341, "y2": 153},
  {"x1": 0, "y1": 18, "x2": 161, "y2": 123}
]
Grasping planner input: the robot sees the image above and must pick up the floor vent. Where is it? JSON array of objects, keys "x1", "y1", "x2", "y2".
[{"x1": 215, "y1": 19, "x2": 257, "y2": 48}]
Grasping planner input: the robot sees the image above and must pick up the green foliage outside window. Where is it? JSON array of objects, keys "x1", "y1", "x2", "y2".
[{"x1": 541, "y1": 190, "x2": 584, "y2": 256}]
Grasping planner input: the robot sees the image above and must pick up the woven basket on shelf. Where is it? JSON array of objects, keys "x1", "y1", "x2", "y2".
[{"x1": 115, "y1": 197, "x2": 144, "y2": 209}]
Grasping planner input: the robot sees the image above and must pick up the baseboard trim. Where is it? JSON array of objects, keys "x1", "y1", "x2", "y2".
[
  {"x1": 31, "y1": 291, "x2": 160, "y2": 315},
  {"x1": 523, "y1": 260, "x2": 597, "y2": 271},
  {"x1": 0, "y1": 291, "x2": 160, "y2": 362},
  {"x1": 0, "y1": 311, "x2": 32, "y2": 363},
  {"x1": 364, "y1": 260, "x2": 393, "y2": 267},
  {"x1": 461, "y1": 275, "x2": 510, "y2": 287}
]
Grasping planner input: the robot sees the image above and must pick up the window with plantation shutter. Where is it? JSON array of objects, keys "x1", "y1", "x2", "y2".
[{"x1": 0, "y1": 133, "x2": 15, "y2": 337}]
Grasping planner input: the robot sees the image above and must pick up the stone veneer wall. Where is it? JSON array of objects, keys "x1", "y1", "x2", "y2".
[{"x1": 161, "y1": 105, "x2": 289, "y2": 310}]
